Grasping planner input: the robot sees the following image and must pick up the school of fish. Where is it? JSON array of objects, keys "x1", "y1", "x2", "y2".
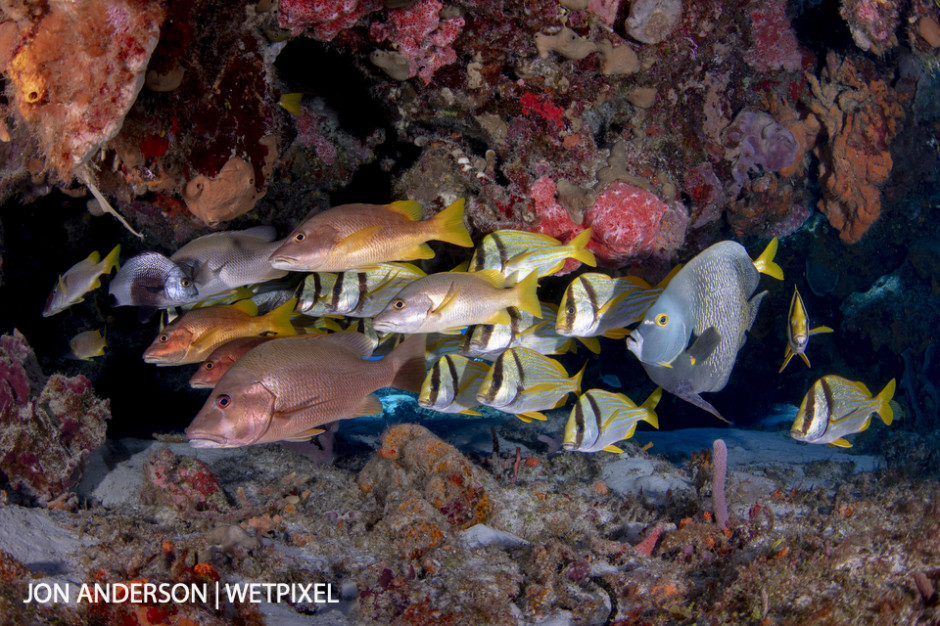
[{"x1": 41, "y1": 197, "x2": 897, "y2": 453}]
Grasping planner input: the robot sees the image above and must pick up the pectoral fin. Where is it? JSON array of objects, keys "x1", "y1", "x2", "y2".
[
  {"x1": 335, "y1": 225, "x2": 385, "y2": 252},
  {"x1": 519, "y1": 411, "x2": 548, "y2": 421},
  {"x1": 828, "y1": 438, "x2": 853, "y2": 448},
  {"x1": 354, "y1": 394, "x2": 384, "y2": 417},
  {"x1": 810, "y1": 325, "x2": 834, "y2": 335},
  {"x1": 778, "y1": 346, "x2": 794, "y2": 373},
  {"x1": 283, "y1": 427, "x2": 326, "y2": 442},
  {"x1": 687, "y1": 327, "x2": 721, "y2": 364}
]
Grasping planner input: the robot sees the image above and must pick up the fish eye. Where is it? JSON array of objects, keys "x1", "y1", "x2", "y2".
[
  {"x1": 216, "y1": 394, "x2": 231, "y2": 409},
  {"x1": 566, "y1": 305, "x2": 576, "y2": 315},
  {"x1": 393, "y1": 299, "x2": 405, "y2": 310},
  {"x1": 159, "y1": 334, "x2": 169, "y2": 343},
  {"x1": 655, "y1": 313, "x2": 669, "y2": 327},
  {"x1": 294, "y1": 232, "x2": 305, "y2": 242},
  {"x1": 204, "y1": 362, "x2": 214, "y2": 370},
  {"x1": 180, "y1": 278, "x2": 192, "y2": 287}
]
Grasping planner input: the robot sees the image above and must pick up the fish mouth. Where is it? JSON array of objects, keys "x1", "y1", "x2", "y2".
[
  {"x1": 142, "y1": 354, "x2": 178, "y2": 366},
  {"x1": 371, "y1": 319, "x2": 396, "y2": 333},
  {"x1": 268, "y1": 254, "x2": 298, "y2": 270},
  {"x1": 186, "y1": 431, "x2": 234, "y2": 448},
  {"x1": 625, "y1": 332, "x2": 642, "y2": 356}
]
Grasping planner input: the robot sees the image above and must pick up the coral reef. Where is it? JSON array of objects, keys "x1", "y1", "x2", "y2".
[
  {"x1": 0, "y1": 330, "x2": 109, "y2": 505},
  {"x1": 1, "y1": 0, "x2": 164, "y2": 181},
  {"x1": 142, "y1": 447, "x2": 230, "y2": 513},
  {"x1": 809, "y1": 55, "x2": 905, "y2": 243}
]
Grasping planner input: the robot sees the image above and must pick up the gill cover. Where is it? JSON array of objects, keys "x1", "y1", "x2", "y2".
[{"x1": 628, "y1": 291, "x2": 690, "y2": 366}]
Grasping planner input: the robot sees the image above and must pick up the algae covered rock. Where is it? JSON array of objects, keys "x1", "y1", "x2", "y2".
[{"x1": 0, "y1": 330, "x2": 110, "y2": 504}]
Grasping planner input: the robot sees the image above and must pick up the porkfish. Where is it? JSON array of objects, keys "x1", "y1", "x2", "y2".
[
  {"x1": 462, "y1": 302, "x2": 585, "y2": 361},
  {"x1": 185, "y1": 332, "x2": 427, "y2": 448},
  {"x1": 555, "y1": 272, "x2": 664, "y2": 340},
  {"x1": 495, "y1": 229, "x2": 597, "y2": 280},
  {"x1": 297, "y1": 263, "x2": 427, "y2": 318},
  {"x1": 476, "y1": 346, "x2": 585, "y2": 422},
  {"x1": 626, "y1": 239, "x2": 783, "y2": 421},
  {"x1": 563, "y1": 387, "x2": 661, "y2": 453},
  {"x1": 790, "y1": 376, "x2": 895, "y2": 447},
  {"x1": 779, "y1": 286, "x2": 833, "y2": 373},
  {"x1": 269, "y1": 198, "x2": 473, "y2": 272},
  {"x1": 44, "y1": 245, "x2": 121, "y2": 317},
  {"x1": 372, "y1": 270, "x2": 541, "y2": 335},
  {"x1": 170, "y1": 226, "x2": 288, "y2": 300},
  {"x1": 469, "y1": 230, "x2": 563, "y2": 273},
  {"x1": 419, "y1": 354, "x2": 489, "y2": 415},
  {"x1": 190, "y1": 336, "x2": 275, "y2": 389},
  {"x1": 143, "y1": 298, "x2": 297, "y2": 366}
]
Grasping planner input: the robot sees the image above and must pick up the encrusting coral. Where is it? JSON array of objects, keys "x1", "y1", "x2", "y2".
[
  {"x1": 0, "y1": 330, "x2": 110, "y2": 505},
  {"x1": 808, "y1": 55, "x2": 905, "y2": 243}
]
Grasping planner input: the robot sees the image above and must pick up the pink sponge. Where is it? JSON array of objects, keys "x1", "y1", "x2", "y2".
[{"x1": 584, "y1": 182, "x2": 669, "y2": 264}]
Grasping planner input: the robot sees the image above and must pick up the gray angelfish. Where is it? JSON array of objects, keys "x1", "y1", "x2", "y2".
[{"x1": 626, "y1": 239, "x2": 783, "y2": 421}]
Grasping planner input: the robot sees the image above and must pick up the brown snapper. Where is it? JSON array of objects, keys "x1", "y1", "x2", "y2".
[
  {"x1": 185, "y1": 332, "x2": 427, "y2": 447},
  {"x1": 269, "y1": 198, "x2": 473, "y2": 272}
]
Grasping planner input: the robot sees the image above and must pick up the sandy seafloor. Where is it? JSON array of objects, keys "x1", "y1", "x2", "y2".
[{"x1": 2, "y1": 399, "x2": 938, "y2": 626}]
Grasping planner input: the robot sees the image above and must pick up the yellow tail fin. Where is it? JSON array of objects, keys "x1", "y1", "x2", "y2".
[
  {"x1": 431, "y1": 198, "x2": 474, "y2": 248},
  {"x1": 264, "y1": 297, "x2": 299, "y2": 336},
  {"x1": 279, "y1": 92, "x2": 303, "y2": 116},
  {"x1": 513, "y1": 270, "x2": 542, "y2": 318},
  {"x1": 641, "y1": 387, "x2": 662, "y2": 429},
  {"x1": 753, "y1": 237, "x2": 784, "y2": 280},
  {"x1": 567, "y1": 229, "x2": 597, "y2": 267},
  {"x1": 876, "y1": 378, "x2": 896, "y2": 425},
  {"x1": 571, "y1": 361, "x2": 587, "y2": 395},
  {"x1": 103, "y1": 244, "x2": 122, "y2": 274}
]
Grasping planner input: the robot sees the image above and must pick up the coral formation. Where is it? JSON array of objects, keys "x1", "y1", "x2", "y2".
[
  {"x1": 1, "y1": 0, "x2": 164, "y2": 181},
  {"x1": 0, "y1": 330, "x2": 109, "y2": 504},
  {"x1": 142, "y1": 447, "x2": 230, "y2": 513},
  {"x1": 370, "y1": 0, "x2": 465, "y2": 84},
  {"x1": 625, "y1": 0, "x2": 683, "y2": 45},
  {"x1": 744, "y1": 0, "x2": 803, "y2": 72},
  {"x1": 181, "y1": 156, "x2": 263, "y2": 226},
  {"x1": 722, "y1": 110, "x2": 800, "y2": 195},
  {"x1": 809, "y1": 56, "x2": 905, "y2": 243}
]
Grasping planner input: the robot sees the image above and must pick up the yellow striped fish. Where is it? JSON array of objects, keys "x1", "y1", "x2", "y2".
[
  {"x1": 297, "y1": 263, "x2": 426, "y2": 318},
  {"x1": 469, "y1": 230, "x2": 562, "y2": 273},
  {"x1": 476, "y1": 347, "x2": 585, "y2": 422},
  {"x1": 790, "y1": 376, "x2": 895, "y2": 447},
  {"x1": 462, "y1": 302, "x2": 577, "y2": 360},
  {"x1": 563, "y1": 388, "x2": 661, "y2": 453},
  {"x1": 779, "y1": 286, "x2": 833, "y2": 372},
  {"x1": 418, "y1": 354, "x2": 489, "y2": 415},
  {"x1": 498, "y1": 229, "x2": 597, "y2": 279},
  {"x1": 556, "y1": 272, "x2": 663, "y2": 339}
]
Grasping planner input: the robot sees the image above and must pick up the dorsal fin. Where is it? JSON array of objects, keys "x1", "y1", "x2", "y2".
[{"x1": 385, "y1": 199, "x2": 423, "y2": 221}]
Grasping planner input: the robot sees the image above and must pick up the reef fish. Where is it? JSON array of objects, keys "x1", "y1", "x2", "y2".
[
  {"x1": 556, "y1": 272, "x2": 663, "y2": 339},
  {"x1": 790, "y1": 376, "x2": 896, "y2": 447},
  {"x1": 69, "y1": 329, "x2": 107, "y2": 360},
  {"x1": 419, "y1": 354, "x2": 489, "y2": 415},
  {"x1": 492, "y1": 229, "x2": 597, "y2": 279},
  {"x1": 469, "y1": 230, "x2": 563, "y2": 273},
  {"x1": 563, "y1": 387, "x2": 661, "y2": 453},
  {"x1": 476, "y1": 346, "x2": 585, "y2": 422},
  {"x1": 189, "y1": 336, "x2": 275, "y2": 389},
  {"x1": 268, "y1": 198, "x2": 473, "y2": 272},
  {"x1": 170, "y1": 226, "x2": 288, "y2": 300},
  {"x1": 779, "y1": 285, "x2": 833, "y2": 373},
  {"x1": 143, "y1": 298, "x2": 297, "y2": 366},
  {"x1": 185, "y1": 332, "x2": 426, "y2": 448},
  {"x1": 43, "y1": 245, "x2": 121, "y2": 316},
  {"x1": 297, "y1": 262, "x2": 426, "y2": 318},
  {"x1": 109, "y1": 251, "x2": 199, "y2": 309},
  {"x1": 462, "y1": 302, "x2": 582, "y2": 361},
  {"x1": 626, "y1": 239, "x2": 783, "y2": 420},
  {"x1": 372, "y1": 270, "x2": 541, "y2": 335}
]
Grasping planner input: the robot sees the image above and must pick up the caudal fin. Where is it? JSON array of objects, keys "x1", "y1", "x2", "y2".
[
  {"x1": 641, "y1": 387, "x2": 662, "y2": 429},
  {"x1": 103, "y1": 244, "x2": 122, "y2": 274},
  {"x1": 753, "y1": 237, "x2": 784, "y2": 280},
  {"x1": 512, "y1": 270, "x2": 542, "y2": 318},
  {"x1": 566, "y1": 229, "x2": 597, "y2": 267},
  {"x1": 263, "y1": 297, "x2": 299, "y2": 337},
  {"x1": 431, "y1": 199, "x2": 474, "y2": 248},
  {"x1": 386, "y1": 333, "x2": 428, "y2": 393},
  {"x1": 875, "y1": 378, "x2": 896, "y2": 425}
]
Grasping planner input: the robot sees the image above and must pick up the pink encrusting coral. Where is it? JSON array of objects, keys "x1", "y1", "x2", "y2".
[
  {"x1": 278, "y1": 0, "x2": 382, "y2": 40},
  {"x1": 744, "y1": 0, "x2": 803, "y2": 72},
  {"x1": 370, "y1": 0, "x2": 465, "y2": 84},
  {"x1": 0, "y1": 330, "x2": 110, "y2": 504},
  {"x1": 584, "y1": 182, "x2": 671, "y2": 265}
]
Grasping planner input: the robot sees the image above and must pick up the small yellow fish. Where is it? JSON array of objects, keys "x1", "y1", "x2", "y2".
[
  {"x1": 476, "y1": 347, "x2": 584, "y2": 422},
  {"x1": 790, "y1": 376, "x2": 895, "y2": 447},
  {"x1": 43, "y1": 245, "x2": 121, "y2": 316},
  {"x1": 269, "y1": 198, "x2": 473, "y2": 272},
  {"x1": 563, "y1": 388, "x2": 661, "y2": 453},
  {"x1": 372, "y1": 270, "x2": 541, "y2": 334},
  {"x1": 779, "y1": 286, "x2": 833, "y2": 373},
  {"x1": 143, "y1": 298, "x2": 298, "y2": 366},
  {"x1": 493, "y1": 229, "x2": 597, "y2": 279},
  {"x1": 69, "y1": 329, "x2": 107, "y2": 360}
]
